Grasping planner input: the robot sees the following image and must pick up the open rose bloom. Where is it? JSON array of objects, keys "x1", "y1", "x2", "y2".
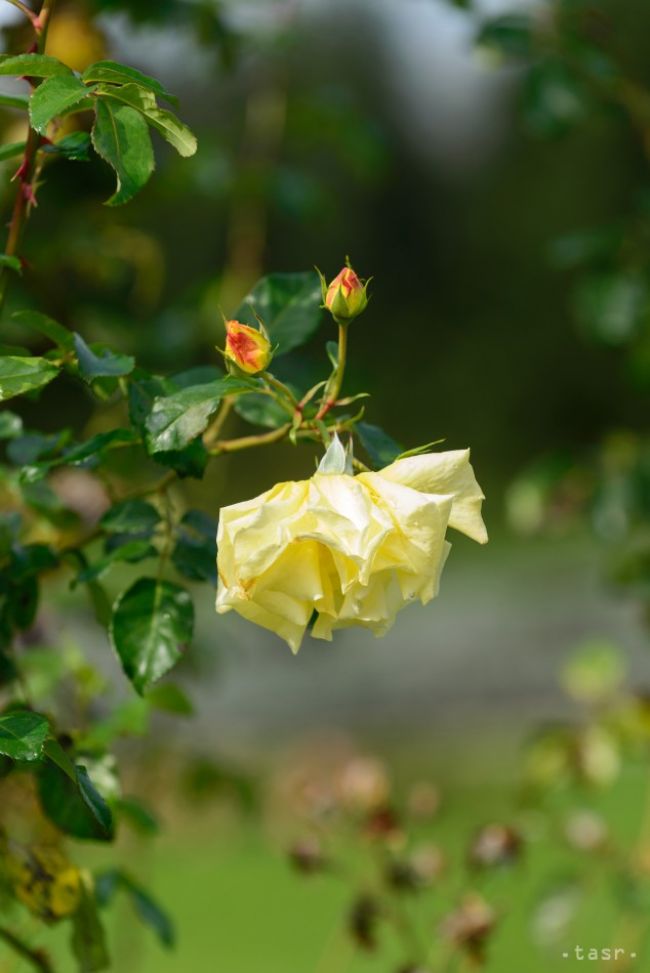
[{"x1": 216, "y1": 449, "x2": 487, "y2": 653}]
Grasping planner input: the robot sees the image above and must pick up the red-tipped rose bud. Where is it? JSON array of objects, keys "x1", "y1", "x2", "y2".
[
  {"x1": 322, "y1": 265, "x2": 369, "y2": 322},
  {"x1": 224, "y1": 319, "x2": 272, "y2": 375}
]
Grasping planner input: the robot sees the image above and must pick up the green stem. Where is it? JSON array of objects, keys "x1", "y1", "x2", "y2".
[
  {"x1": 203, "y1": 397, "x2": 234, "y2": 449},
  {"x1": 0, "y1": 926, "x2": 55, "y2": 973},
  {"x1": 209, "y1": 422, "x2": 292, "y2": 454},
  {"x1": 262, "y1": 372, "x2": 299, "y2": 411},
  {"x1": 0, "y1": 0, "x2": 57, "y2": 314},
  {"x1": 316, "y1": 321, "x2": 348, "y2": 420}
]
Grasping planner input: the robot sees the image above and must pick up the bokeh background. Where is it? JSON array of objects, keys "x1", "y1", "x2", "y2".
[{"x1": 2, "y1": 0, "x2": 650, "y2": 970}]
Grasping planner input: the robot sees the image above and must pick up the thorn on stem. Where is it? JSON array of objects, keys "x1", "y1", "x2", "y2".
[
  {"x1": 21, "y1": 183, "x2": 37, "y2": 207},
  {"x1": 12, "y1": 158, "x2": 29, "y2": 183}
]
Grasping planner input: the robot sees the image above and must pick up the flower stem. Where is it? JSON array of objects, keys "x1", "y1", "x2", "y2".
[
  {"x1": 316, "y1": 321, "x2": 348, "y2": 420},
  {"x1": 0, "y1": 0, "x2": 57, "y2": 314},
  {"x1": 263, "y1": 372, "x2": 299, "y2": 410},
  {"x1": 203, "y1": 397, "x2": 234, "y2": 449},
  {"x1": 209, "y1": 422, "x2": 292, "y2": 454}
]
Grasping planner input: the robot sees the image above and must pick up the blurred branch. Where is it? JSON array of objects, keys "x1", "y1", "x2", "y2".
[
  {"x1": 0, "y1": 926, "x2": 55, "y2": 973},
  {"x1": 209, "y1": 422, "x2": 292, "y2": 454},
  {"x1": 0, "y1": 0, "x2": 57, "y2": 313}
]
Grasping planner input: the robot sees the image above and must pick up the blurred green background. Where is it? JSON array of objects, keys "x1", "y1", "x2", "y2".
[{"x1": 2, "y1": 0, "x2": 650, "y2": 970}]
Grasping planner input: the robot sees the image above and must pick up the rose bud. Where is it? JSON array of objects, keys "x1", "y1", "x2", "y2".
[
  {"x1": 323, "y1": 265, "x2": 369, "y2": 322},
  {"x1": 224, "y1": 319, "x2": 272, "y2": 375}
]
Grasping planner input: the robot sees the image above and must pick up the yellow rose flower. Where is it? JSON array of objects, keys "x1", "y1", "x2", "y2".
[{"x1": 216, "y1": 449, "x2": 487, "y2": 653}]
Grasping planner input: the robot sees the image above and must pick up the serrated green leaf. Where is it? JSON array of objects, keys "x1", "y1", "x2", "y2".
[
  {"x1": 127, "y1": 372, "x2": 176, "y2": 431},
  {"x1": 95, "y1": 84, "x2": 196, "y2": 156},
  {"x1": 13, "y1": 309, "x2": 74, "y2": 348},
  {"x1": 100, "y1": 498, "x2": 161, "y2": 536},
  {"x1": 44, "y1": 130, "x2": 93, "y2": 161},
  {"x1": 171, "y1": 364, "x2": 223, "y2": 388},
  {"x1": 73, "y1": 331, "x2": 135, "y2": 380},
  {"x1": 82, "y1": 60, "x2": 177, "y2": 105},
  {"x1": 10, "y1": 542, "x2": 57, "y2": 582},
  {"x1": 22, "y1": 428, "x2": 137, "y2": 480},
  {"x1": 144, "y1": 377, "x2": 256, "y2": 454},
  {"x1": 38, "y1": 759, "x2": 114, "y2": 841},
  {"x1": 0, "y1": 710, "x2": 49, "y2": 761},
  {"x1": 76, "y1": 540, "x2": 156, "y2": 585},
  {"x1": 44, "y1": 738, "x2": 78, "y2": 781},
  {"x1": 71, "y1": 874, "x2": 110, "y2": 972},
  {"x1": 0, "y1": 53, "x2": 73, "y2": 78},
  {"x1": 110, "y1": 578, "x2": 194, "y2": 695},
  {"x1": 0, "y1": 355, "x2": 59, "y2": 401},
  {"x1": 95, "y1": 869, "x2": 174, "y2": 948},
  {"x1": 153, "y1": 440, "x2": 209, "y2": 480},
  {"x1": 356, "y1": 422, "x2": 403, "y2": 468},
  {"x1": 92, "y1": 98, "x2": 155, "y2": 205},
  {"x1": 234, "y1": 392, "x2": 290, "y2": 430},
  {"x1": 29, "y1": 74, "x2": 92, "y2": 133},
  {"x1": 7, "y1": 429, "x2": 68, "y2": 465},
  {"x1": 171, "y1": 510, "x2": 217, "y2": 584},
  {"x1": 234, "y1": 272, "x2": 323, "y2": 355}
]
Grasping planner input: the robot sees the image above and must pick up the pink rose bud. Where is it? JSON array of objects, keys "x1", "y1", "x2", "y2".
[
  {"x1": 323, "y1": 265, "x2": 369, "y2": 322},
  {"x1": 224, "y1": 320, "x2": 272, "y2": 375}
]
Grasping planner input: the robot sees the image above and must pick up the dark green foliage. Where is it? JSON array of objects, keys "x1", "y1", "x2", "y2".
[
  {"x1": 110, "y1": 578, "x2": 194, "y2": 694},
  {"x1": 37, "y1": 760, "x2": 114, "y2": 841}
]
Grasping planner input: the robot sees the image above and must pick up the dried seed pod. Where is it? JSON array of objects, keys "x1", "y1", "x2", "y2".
[
  {"x1": 468, "y1": 824, "x2": 522, "y2": 869},
  {"x1": 288, "y1": 836, "x2": 326, "y2": 874}
]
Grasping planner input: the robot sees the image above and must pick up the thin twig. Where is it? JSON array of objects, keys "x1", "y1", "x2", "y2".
[
  {"x1": 202, "y1": 397, "x2": 234, "y2": 449},
  {"x1": 316, "y1": 321, "x2": 348, "y2": 420},
  {"x1": 209, "y1": 422, "x2": 292, "y2": 454}
]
